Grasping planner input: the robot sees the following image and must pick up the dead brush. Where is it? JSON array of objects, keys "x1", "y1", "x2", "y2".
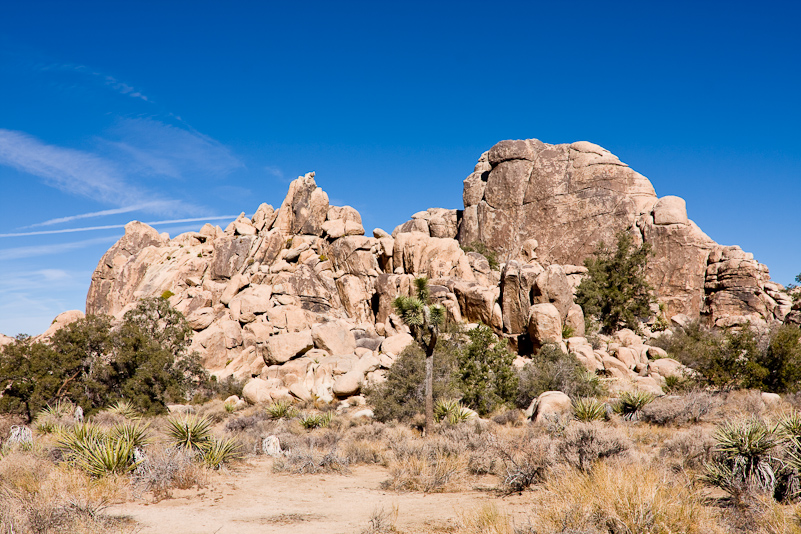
[
  {"x1": 131, "y1": 444, "x2": 206, "y2": 501},
  {"x1": 273, "y1": 444, "x2": 350, "y2": 474},
  {"x1": 457, "y1": 502, "x2": 516, "y2": 534},
  {"x1": 361, "y1": 506, "x2": 400, "y2": 534},
  {"x1": 0, "y1": 450, "x2": 133, "y2": 534},
  {"x1": 640, "y1": 390, "x2": 720, "y2": 426},
  {"x1": 342, "y1": 439, "x2": 387, "y2": 465},
  {"x1": 660, "y1": 428, "x2": 716, "y2": 471},
  {"x1": 554, "y1": 421, "x2": 630, "y2": 472},
  {"x1": 482, "y1": 430, "x2": 553, "y2": 493}
]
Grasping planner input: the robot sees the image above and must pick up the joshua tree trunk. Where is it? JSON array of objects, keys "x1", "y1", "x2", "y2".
[{"x1": 424, "y1": 327, "x2": 438, "y2": 436}]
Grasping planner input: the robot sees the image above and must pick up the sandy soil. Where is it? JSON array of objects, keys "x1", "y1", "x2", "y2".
[{"x1": 109, "y1": 457, "x2": 535, "y2": 534}]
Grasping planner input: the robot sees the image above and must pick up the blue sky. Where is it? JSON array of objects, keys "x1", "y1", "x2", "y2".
[{"x1": 1, "y1": 1, "x2": 799, "y2": 336}]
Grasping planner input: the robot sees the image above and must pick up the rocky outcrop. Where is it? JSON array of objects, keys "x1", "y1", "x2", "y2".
[
  {"x1": 76, "y1": 140, "x2": 791, "y2": 404},
  {"x1": 459, "y1": 138, "x2": 791, "y2": 327},
  {"x1": 84, "y1": 172, "x2": 510, "y2": 403}
]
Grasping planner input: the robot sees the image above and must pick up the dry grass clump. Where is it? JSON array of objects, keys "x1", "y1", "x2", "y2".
[
  {"x1": 0, "y1": 450, "x2": 133, "y2": 534},
  {"x1": 531, "y1": 462, "x2": 724, "y2": 534},
  {"x1": 361, "y1": 506, "x2": 401, "y2": 534},
  {"x1": 660, "y1": 427, "x2": 716, "y2": 471},
  {"x1": 273, "y1": 444, "x2": 350, "y2": 474},
  {"x1": 193, "y1": 399, "x2": 231, "y2": 424},
  {"x1": 382, "y1": 449, "x2": 467, "y2": 492},
  {"x1": 380, "y1": 425, "x2": 488, "y2": 492},
  {"x1": 457, "y1": 503, "x2": 516, "y2": 534},
  {"x1": 490, "y1": 409, "x2": 524, "y2": 426},
  {"x1": 342, "y1": 438, "x2": 387, "y2": 465},
  {"x1": 716, "y1": 390, "x2": 769, "y2": 420}
]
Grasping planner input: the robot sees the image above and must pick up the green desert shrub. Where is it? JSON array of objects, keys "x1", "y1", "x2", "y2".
[
  {"x1": 367, "y1": 341, "x2": 459, "y2": 423},
  {"x1": 655, "y1": 322, "x2": 801, "y2": 393},
  {"x1": 516, "y1": 344, "x2": 604, "y2": 408},
  {"x1": 0, "y1": 298, "x2": 208, "y2": 421},
  {"x1": 575, "y1": 231, "x2": 654, "y2": 333},
  {"x1": 453, "y1": 324, "x2": 518, "y2": 416},
  {"x1": 756, "y1": 324, "x2": 801, "y2": 393}
]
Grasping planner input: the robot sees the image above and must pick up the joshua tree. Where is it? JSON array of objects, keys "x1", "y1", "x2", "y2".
[{"x1": 393, "y1": 277, "x2": 445, "y2": 435}]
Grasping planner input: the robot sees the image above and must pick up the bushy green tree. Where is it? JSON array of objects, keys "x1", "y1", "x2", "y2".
[
  {"x1": 755, "y1": 324, "x2": 801, "y2": 393},
  {"x1": 454, "y1": 324, "x2": 517, "y2": 416},
  {"x1": 0, "y1": 336, "x2": 64, "y2": 421},
  {"x1": 0, "y1": 297, "x2": 206, "y2": 421},
  {"x1": 368, "y1": 342, "x2": 459, "y2": 424},
  {"x1": 393, "y1": 277, "x2": 446, "y2": 433},
  {"x1": 575, "y1": 231, "x2": 654, "y2": 333},
  {"x1": 105, "y1": 297, "x2": 206, "y2": 414}
]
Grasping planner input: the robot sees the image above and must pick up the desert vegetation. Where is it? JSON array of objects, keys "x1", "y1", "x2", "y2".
[
  {"x1": 4, "y1": 332, "x2": 801, "y2": 532},
  {"x1": 3, "y1": 252, "x2": 801, "y2": 532}
]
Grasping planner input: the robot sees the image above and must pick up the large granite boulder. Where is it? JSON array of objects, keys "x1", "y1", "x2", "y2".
[{"x1": 459, "y1": 138, "x2": 790, "y2": 323}]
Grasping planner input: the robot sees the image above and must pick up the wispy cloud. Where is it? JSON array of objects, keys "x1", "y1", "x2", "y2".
[
  {"x1": 0, "y1": 128, "x2": 146, "y2": 205},
  {"x1": 0, "y1": 216, "x2": 239, "y2": 238},
  {"x1": 265, "y1": 166, "x2": 285, "y2": 180},
  {"x1": 37, "y1": 62, "x2": 153, "y2": 102},
  {"x1": 102, "y1": 118, "x2": 243, "y2": 179},
  {"x1": 102, "y1": 74, "x2": 150, "y2": 102},
  {"x1": 0, "y1": 126, "x2": 225, "y2": 217},
  {"x1": 24, "y1": 202, "x2": 180, "y2": 228},
  {"x1": 0, "y1": 236, "x2": 118, "y2": 261},
  {"x1": 0, "y1": 269, "x2": 75, "y2": 293},
  {"x1": 0, "y1": 269, "x2": 88, "y2": 335}
]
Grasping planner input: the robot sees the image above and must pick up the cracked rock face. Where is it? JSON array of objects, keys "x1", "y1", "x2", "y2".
[
  {"x1": 459, "y1": 139, "x2": 657, "y2": 265},
  {"x1": 459, "y1": 138, "x2": 789, "y2": 325}
]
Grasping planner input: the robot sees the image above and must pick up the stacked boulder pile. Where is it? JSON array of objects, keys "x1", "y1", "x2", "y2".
[{"x1": 63, "y1": 139, "x2": 794, "y2": 405}]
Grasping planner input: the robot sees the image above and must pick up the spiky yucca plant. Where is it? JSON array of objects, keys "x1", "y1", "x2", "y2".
[
  {"x1": 266, "y1": 400, "x2": 297, "y2": 420},
  {"x1": 57, "y1": 423, "x2": 140, "y2": 476},
  {"x1": 393, "y1": 277, "x2": 445, "y2": 435},
  {"x1": 108, "y1": 421, "x2": 150, "y2": 449},
  {"x1": 299, "y1": 411, "x2": 333, "y2": 430},
  {"x1": 201, "y1": 437, "x2": 242, "y2": 469},
  {"x1": 702, "y1": 419, "x2": 779, "y2": 497},
  {"x1": 35, "y1": 400, "x2": 77, "y2": 434},
  {"x1": 105, "y1": 400, "x2": 141, "y2": 420},
  {"x1": 573, "y1": 398, "x2": 607, "y2": 422},
  {"x1": 779, "y1": 411, "x2": 801, "y2": 440},
  {"x1": 38, "y1": 399, "x2": 75, "y2": 418},
  {"x1": 613, "y1": 391, "x2": 654, "y2": 421},
  {"x1": 434, "y1": 399, "x2": 472, "y2": 424},
  {"x1": 166, "y1": 415, "x2": 213, "y2": 451}
]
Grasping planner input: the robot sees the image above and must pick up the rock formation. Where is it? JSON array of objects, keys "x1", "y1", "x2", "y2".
[
  {"x1": 456, "y1": 139, "x2": 790, "y2": 328},
  {"x1": 68, "y1": 140, "x2": 793, "y2": 404}
]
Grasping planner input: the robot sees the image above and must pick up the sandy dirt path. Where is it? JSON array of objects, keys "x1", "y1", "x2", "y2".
[{"x1": 110, "y1": 457, "x2": 535, "y2": 534}]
